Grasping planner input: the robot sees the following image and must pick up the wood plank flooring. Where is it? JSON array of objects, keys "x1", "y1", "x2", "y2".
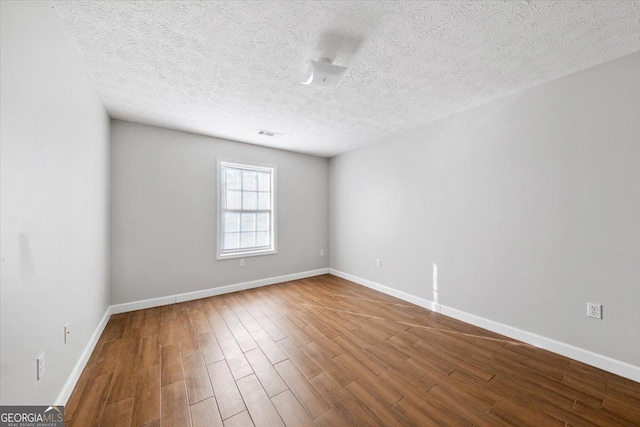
[{"x1": 66, "y1": 274, "x2": 640, "y2": 426}]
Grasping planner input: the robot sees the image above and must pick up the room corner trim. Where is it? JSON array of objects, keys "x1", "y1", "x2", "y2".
[
  {"x1": 328, "y1": 268, "x2": 640, "y2": 383},
  {"x1": 110, "y1": 268, "x2": 330, "y2": 314},
  {"x1": 55, "y1": 305, "x2": 112, "y2": 406}
]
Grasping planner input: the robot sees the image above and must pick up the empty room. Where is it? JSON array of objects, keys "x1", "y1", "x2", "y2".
[{"x1": 1, "y1": 1, "x2": 639, "y2": 426}]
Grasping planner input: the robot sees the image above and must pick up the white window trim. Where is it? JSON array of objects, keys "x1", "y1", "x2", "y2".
[{"x1": 216, "y1": 158, "x2": 277, "y2": 260}]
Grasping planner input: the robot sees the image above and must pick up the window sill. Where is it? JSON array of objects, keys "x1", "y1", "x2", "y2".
[{"x1": 217, "y1": 249, "x2": 277, "y2": 260}]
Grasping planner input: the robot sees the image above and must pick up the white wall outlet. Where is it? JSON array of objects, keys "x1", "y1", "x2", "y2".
[
  {"x1": 320, "y1": 249, "x2": 324, "y2": 256},
  {"x1": 376, "y1": 259, "x2": 381, "y2": 268},
  {"x1": 587, "y1": 303, "x2": 602, "y2": 319},
  {"x1": 239, "y1": 259, "x2": 245, "y2": 267},
  {"x1": 64, "y1": 323, "x2": 70, "y2": 344},
  {"x1": 37, "y1": 353, "x2": 45, "y2": 380}
]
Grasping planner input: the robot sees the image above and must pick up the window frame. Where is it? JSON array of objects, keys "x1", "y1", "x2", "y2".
[{"x1": 216, "y1": 158, "x2": 277, "y2": 260}]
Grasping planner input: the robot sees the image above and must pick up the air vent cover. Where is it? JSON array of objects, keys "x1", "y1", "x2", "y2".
[{"x1": 258, "y1": 129, "x2": 282, "y2": 137}]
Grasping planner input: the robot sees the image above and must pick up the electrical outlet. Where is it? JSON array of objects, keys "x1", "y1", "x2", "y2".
[
  {"x1": 37, "y1": 353, "x2": 45, "y2": 380},
  {"x1": 376, "y1": 259, "x2": 381, "y2": 268},
  {"x1": 320, "y1": 249, "x2": 324, "y2": 256},
  {"x1": 64, "y1": 323, "x2": 70, "y2": 344},
  {"x1": 587, "y1": 303, "x2": 602, "y2": 319},
  {"x1": 239, "y1": 259, "x2": 245, "y2": 267}
]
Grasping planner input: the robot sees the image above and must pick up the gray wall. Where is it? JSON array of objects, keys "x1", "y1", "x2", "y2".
[
  {"x1": 110, "y1": 120, "x2": 329, "y2": 304},
  {"x1": 330, "y1": 52, "x2": 640, "y2": 366},
  {"x1": 1, "y1": 1, "x2": 111, "y2": 404}
]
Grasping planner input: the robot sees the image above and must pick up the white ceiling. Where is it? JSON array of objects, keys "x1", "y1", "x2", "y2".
[{"x1": 52, "y1": 1, "x2": 640, "y2": 157}]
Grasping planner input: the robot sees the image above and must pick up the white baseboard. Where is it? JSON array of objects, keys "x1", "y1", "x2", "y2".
[
  {"x1": 110, "y1": 294, "x2": 177, "y2": 314},
  {"x1": 329, "y1": 269, "x2": 440, "y2": 312},
  {"x1": 57, "y1": 267, "x2": 329, "y2": 405},
  {"x1": 58, "y1": 266, "x2": 637, "y2": 406},
  {"x1": 438, "y1": 305, "x2": 640, "y2": 382},
  {"x1": 110, "y1": 268, "x2": 329, "y2": 314},
  {"x1": 328, "y1": 269, "x2": 640, "y2": 383},
  {"x1": 55, "y1": 306, "x2": 112, "y2": 405},
  {"x1": 175, "y1": 268, "x2": 330, "y2": 304}
]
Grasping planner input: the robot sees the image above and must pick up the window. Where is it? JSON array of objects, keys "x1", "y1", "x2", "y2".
[{"x1": 217, "y1": 159, "x2": 276, "y2": 259}]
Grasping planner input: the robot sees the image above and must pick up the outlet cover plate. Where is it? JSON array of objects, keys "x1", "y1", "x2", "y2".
[
  {"x1": 37, "y1": 353, "x2": 45, "y2": 380},
  {"x1": 587, "y1": 303, "x2": 602, "y2": 319},
  {"x1": 64, "y1": 323, "x2": 70, "y2": 344}
]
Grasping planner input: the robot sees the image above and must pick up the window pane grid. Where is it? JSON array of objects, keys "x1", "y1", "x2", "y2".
[{"x1": 221, "y1": 164, "x2": 274, "y2": 255}]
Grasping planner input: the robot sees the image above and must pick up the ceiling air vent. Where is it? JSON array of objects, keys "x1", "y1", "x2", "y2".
[{"x1": 258, "y1": 129, "x2": 282, "y2": 137}]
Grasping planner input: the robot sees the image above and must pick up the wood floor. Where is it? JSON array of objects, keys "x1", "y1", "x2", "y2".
[{"x1": 66, "y1": 274, "x2": 640, "y2": 427}]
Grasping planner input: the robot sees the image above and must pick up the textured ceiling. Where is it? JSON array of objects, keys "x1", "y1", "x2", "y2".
[{"x1": 52, "y1": 1, "x2": 640, "y2": 157}]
